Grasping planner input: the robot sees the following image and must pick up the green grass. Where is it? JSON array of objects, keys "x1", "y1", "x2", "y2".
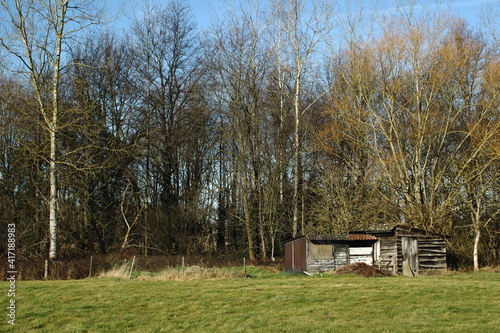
[{"x1": 1, "y1": 269, "x2": 498, "y2": 332}]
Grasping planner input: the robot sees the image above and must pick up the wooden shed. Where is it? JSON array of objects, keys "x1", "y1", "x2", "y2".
[
  {"x1": 284, "y1": 225, "x2": 447, "y2": 276},
  {"x1": 356, "y1": 224, "x2": 448, "y2": 276},
  {"x1": 284, "y1": 233, "x2": 378, "y2": 273}
]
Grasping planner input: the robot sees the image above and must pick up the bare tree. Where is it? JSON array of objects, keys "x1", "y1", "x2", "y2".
[
  {"x1": 322, "y1": 7, "x2": 498, "y2": 269},
  {"x1": 67, "y1": 30, "x2": 141, "y2": 254},
  {"x1": 271, "y1": 0, "x2": 335, "y2": 237},
  {"x1": 129, "y1": 0, "x2": 210, "y2": 254},
  {"x1": 120, "y1": 182, "x2": 144, "y2": 249},
  {"x1": 0, "y1": 0, "x2": 105, "y2": 259},
  {"x1": 456, "y1": 56, "x2": 500, "y2": 270},
  {"x1": 481, "y1": 2, "x2": 500, "y2": 51},
  {"x1": 350, "y1": 15, "x2": 488, "y2": 230},
  {"x1": 209, "y1": 0, "x2": 273, "y2": 260}
]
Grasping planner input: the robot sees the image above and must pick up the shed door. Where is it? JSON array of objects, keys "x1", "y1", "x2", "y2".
[
  {"x1": 402, "y1": 237, "x2": 418, "y2": 276},
  {"x1": 333, "y1": 244, "x2": 349, "y2": 269}
]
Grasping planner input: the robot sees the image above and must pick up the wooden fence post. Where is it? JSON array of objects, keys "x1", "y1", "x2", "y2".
[{"x1": 128, "y1": 256, "x2": 136, "y2": 279}]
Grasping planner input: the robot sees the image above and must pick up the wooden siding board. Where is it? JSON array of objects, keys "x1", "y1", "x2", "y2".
[
  {"x1": 377, "y1": 237, "x2": 397, "y2": 275},
  {"x1": 294, "y1": 237, "x2": 308, "y2": 271},
  {"x1": 416, "y1": 237, "x2": 446, "y2": 274},
  {"x1": 307, "y1": 259, "x2": 336, "y2": 272},
  {"x1": 349, "y1": 256, "x2": 373, "y2": 265},
  {"x1": 418, "y1": 249, "x2": 447, "y2": 255},
  {"x1": 333, "y1": 243, "x2": 349, "y2": 269},
  {"x1": 284, "y1": 241, "x2": 292, "y2": 269},
  {"x1": 401, "y1": 237, "x2": 419, "y2": 276},
  {"x1": 309, "y1": 243, "x2": 334, "y2": 259},
  {"x1": 349, "y1": 247, "x2": 373, "y2": 255},
  {"x1": 349, "y1": 246, "x2": 373, "y2": 265},
  {"x1": 420, "y1": 264, "x2": 447, "y2": 269}
]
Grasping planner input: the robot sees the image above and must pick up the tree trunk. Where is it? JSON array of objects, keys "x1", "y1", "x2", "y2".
[
  {"x1": 48, "y1": 127, "x2": 58, "y2": 259},
  {"x1": 292, "y1": 70, "x2": 301, "y2": 238},
  {"x1": 242, "y1": 189, "x2": 256, "y2": 261},
  {"x1": 473, "y1": 226, "x2": 480, "y2": 271},
  {"x1": 49, "y1": 20, "x2": 63, "y2": 259}
]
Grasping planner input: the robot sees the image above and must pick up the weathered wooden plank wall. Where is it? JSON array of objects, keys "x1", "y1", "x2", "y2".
[
  {"x1": 395, "y1": 232, "x2": 447, "y2": 275},
  {"x1": 418, "y1": 237, "x2": 447, "y2": 273},
  {"x1": 307, "y1": 258, "x2": 336, "y2": 272},
  {"x1": 377, "y1": 237, "x2": 397, "y2": 275},
  {"x1": 333, "y1": 243, "x2": 349, "y2": 269},
  {"x1": 349, "y1": 247, "x2": 373, "y2": 265},
  {"x1": 294, "y1": 237, "x2": 308, "y2": 271}
]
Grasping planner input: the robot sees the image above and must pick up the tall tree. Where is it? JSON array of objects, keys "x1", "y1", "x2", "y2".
[
  {"x1": 456, "y1": 54, "x2": 500, "y2": 270},
  {"x1": 272, "y1": 0, "x2": 334, "y2": 237},
  {"x1": 210, "y1": 0, "x2": 272, "y2": 260},
  {"x1": 0, "y1": 0, "x2": 104, "y2": 259},
  {"x1": 67, "y1": 30, "x2": 140, "y2": 254},
  {"x1": 130, "y1": 0, "x2": 209, "y2": 253}
]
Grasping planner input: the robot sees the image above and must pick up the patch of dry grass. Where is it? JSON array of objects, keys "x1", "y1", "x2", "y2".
[
  {"x1": 479, "y1": 265, "x2": 500, "y2": 273},
  {"x1": 97, "y1": 263, "x2": 131, "y2": 279},
  {"x1": 135, "y1": 266, "x2": 246, "y2": 281}
]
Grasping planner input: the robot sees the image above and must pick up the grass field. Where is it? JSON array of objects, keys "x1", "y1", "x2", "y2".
[{"x1": 1, "y1": 268, "x2": 498, "y2": 332}]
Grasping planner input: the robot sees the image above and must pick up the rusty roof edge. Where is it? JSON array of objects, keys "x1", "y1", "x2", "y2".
[
  {"x1": 352, "y1": 224, "x2": 449, "y2": 237},
  {"x1": 347, "y1": 233, "x2": 378, "y2": 241},
  {"x1": 307, "y1": 234, "x2": 351, "y2": 241},
  {"x1": 286, "y1": 233, "x2": 378, "y2": 242}
]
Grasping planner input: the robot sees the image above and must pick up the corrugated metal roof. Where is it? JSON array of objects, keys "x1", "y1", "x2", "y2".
[
  {"x1": 355, "y1": 224, "x2": 448, "y2": 237},
  {"x1": 306, "y1": 233, "x2": 377, "y2": 241},
  {"x1": 357, "y1": 223, "x2": 399, "y2": 233},
  {"x1": 306, "y1": 234, "x2": 351, "y2": 241},
  {"x1": 348, "y1": 233, "x2": 378, "y2": 241}
]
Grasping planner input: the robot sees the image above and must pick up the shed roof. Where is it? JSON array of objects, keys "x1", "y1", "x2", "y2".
[
  {"x1": 306, "y1": 234, "x2": 350, "y2": 241},
  {"x1": 303, "y1": 233, "x2": 377, "y2": 242},
  {"x1": 355, "y1": 223, "x2": 399, "y2": 233},
  {"x1": 348, "y1": 233, "x2": 378, "y2": 241},
  {"x1": 285, "y1": 224, "x2": 446, "y2": 244},
  {"x1": 355, "y1": 224, "x2": 447, "y2": 237}
]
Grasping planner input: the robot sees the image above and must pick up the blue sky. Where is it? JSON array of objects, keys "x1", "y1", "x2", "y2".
[
  {"x1": 377, "y1": 0, "x2": 499, "y2": 25},
  {"x1": 188, "y1": 0, "x2": 499, "y2": 28},
  {"x1": 109, "y1": 0, "x2": 499, "y2": 31}
]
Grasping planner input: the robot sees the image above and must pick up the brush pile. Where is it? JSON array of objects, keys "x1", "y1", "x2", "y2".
[{"x1": 335, "y1": 262, "x2": 391, "y2": 277}]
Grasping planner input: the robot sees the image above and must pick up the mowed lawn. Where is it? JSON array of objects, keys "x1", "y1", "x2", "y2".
[{"x1": 1, "y1": 270, "x2": 498, "y2": 332}]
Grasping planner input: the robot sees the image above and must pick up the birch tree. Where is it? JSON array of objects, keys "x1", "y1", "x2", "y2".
[
  {"x1": 271, "y1": 0, "x2": 335, "y2": 237},
  {"x1": 0, "y1": 0, "x2": 104, "y2": 259}
]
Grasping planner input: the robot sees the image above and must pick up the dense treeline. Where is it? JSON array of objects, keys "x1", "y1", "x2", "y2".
[{"x1": 0, "y1": 0, "x2": 498, "y2": 269}]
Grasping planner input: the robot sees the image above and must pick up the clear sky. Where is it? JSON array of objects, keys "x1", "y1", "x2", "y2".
[
  {"x1": 108, "y1": 0, "x2": 499, "y2": 31},
  {"x1": 375, "y1": 0, "x2": 499, "y2": 26},
  {"x1": 109, "y1": 0, "x2": 227, "y2": 30},
  {"x1": 186, "y1": 0, "x2": 499, "y2": 28}
]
